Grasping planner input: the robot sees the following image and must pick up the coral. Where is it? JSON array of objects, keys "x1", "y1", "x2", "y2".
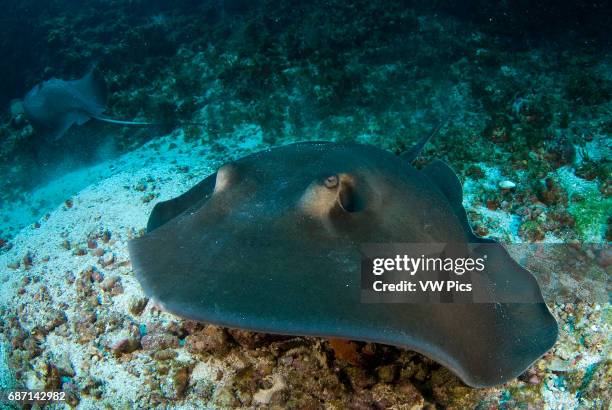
[
  {"x1": 328, "y1": 339, "x2": 364, "y2": 366},
  {"x1": 537, "y1": 177, "x2": 567, "y2": 206}
]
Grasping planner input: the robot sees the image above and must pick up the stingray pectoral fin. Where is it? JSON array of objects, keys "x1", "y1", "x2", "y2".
[
  {"x1": 421, "y1": 159, "x2": 480, "y2": 239},
  {"x1": 72, "y1": 112, "x2": 93, "y2": 126},
  {"x1": 468, "y1": 241, "x2": 559, "y2": 383},
  {"x1": 473, "y1": 241, "x2": 555, "y2": 304},
  {"x1": 441, "y1": 301, "x2": 559, "y2": 387},
  {"x1": 434, "y1": 243, "x2": 558, "y2": 386},
  {"x1": 42, "y1": 112, "x2": 91, "y2": 141},
  {"x1": 420, "y1": 158, "x2": 558, "y2": 382},
  {"x1": 146, "y1": 172, "x2": 217, "y2": 232},
  {"x1": 421, "y1": 159, "x2": 462, "y2": 205},
  {"x1": 74, "y1": 67, "x2": 108, "y2": 110}
]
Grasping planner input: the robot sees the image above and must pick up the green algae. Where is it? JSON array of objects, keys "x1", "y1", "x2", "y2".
[
  {"x1": 553, "y1": 167, "x2": 610, "y2": 241},
  {"x1": 501, "y1": 383, "x2": 546, "y2": 409},
  {"x1": 519, "y1": 220, "x2": 546, "y2": 242},
  {"x1": 568, "y1": 189, "x2": 611, "y2": 242},
  {"x1": 576, "y1": 363, "x2": 598, "y2": 398}
]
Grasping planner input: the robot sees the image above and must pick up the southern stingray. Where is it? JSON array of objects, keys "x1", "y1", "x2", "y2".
[
  {"x1": 21, "y1": 68, "x2": 203, "y2": 140},
  {"x1": 128, "y1": 130, "x2": 558, "y2": 388}
]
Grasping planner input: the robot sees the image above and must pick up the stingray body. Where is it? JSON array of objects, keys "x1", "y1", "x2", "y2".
[
  {"x1": 129, "y1": 137, "x2": 558, "y2": 387},
  {"x1": 22, "y1": 69, "x2": 195, "y2": 140}
]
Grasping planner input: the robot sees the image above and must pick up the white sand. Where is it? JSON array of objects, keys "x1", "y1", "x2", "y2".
[{"x1": 0, "y1": 129, "x2": 268, "y2": 408}]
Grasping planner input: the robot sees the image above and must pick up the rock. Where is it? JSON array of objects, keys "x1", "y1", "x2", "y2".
[
  {"x1": 22, "y1": 252, "x2": 33, "y2": 268},
  {"x1": 344, "y1": 366, "x2": 376, "y2": 389},
  {"x1": 100, "y1": 275, "x2": 120, "y2": 292},
  {"x1": 63, "y1": 382, "x2": 80, "y2": 407},
  {"x1": 186, "y1": 325, "x2": 230, "y2": 355},
  {"x1": 537, "y1": 177, "x2": 566, "y2": 206},
  {"x1": 141, "y1": 333, "x2": 179, "y2": 350},
  {"x1": 99, "y1": 252, "x2": 114, "y2": 267},
  {"x1": 73, "y1": 311, "x2": 97, "y2": 343},
  {"x1": 111, "y1": 337, "x2": 140, "y2": 356},
  {"x1": 44, "y1": 309, "x2": 67, "y2": 332},
  {"x1": 153, "y1": 349, "x2": 177, "y2": 361},
  {"x1": 227, "y1": 328, "x2": 272, "y2": 349},
  {"x1": 128, "y1": 297, "x2": 148, "y2": 315},
  {"x1": 101, "y1": 230, "x2": 111, "y2": 243},
  {"x1": 596, "y1": 248, "x2": 611, "y2": 268},
  {"x1": 190, "y1": 362, "x2": 217, "y2": 396},
  {"x1": 376, "y1": 364, "x2": 397, "y2": 383},
  {"x1": 431, "y1": 368, "x2": 500, "y2": 408},
  {"x1": 52, "y1": 353, "x2": 75, "y2": 377},
  {"x1": 371, "y1": 382, "x2": 424, "y2": 409},
  {"x1": 39, "y1": 362, "x2": 61, "y2": 390},
  {"x1": 192, "y1": 380, "x2": 215, "y2": 400},
  {"x1": 92, "y1": 269, "x2": 104, "y2": 283},
  {"x1": 253, "y1": 374, "x2": 286, "y2": 405},
  {"x1": 172, "y1": 366, "x2": 192, "y2": 398}
]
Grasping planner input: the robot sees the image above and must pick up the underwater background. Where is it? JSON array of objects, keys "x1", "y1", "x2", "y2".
[{"x1": 0, "y1": 0, "x2": 610, "y2": 408}]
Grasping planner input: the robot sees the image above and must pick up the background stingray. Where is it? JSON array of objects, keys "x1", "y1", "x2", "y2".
[
  {"x1": 129, "y1": 136, "x2": 558, "y2": 388},
  {"x1": 21, "y1": 68, "x2": 203, "y2": 140}
]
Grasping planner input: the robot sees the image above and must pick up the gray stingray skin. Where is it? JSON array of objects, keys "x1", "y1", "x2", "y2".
[
  {"x1": 128, "y1": 140, "x2": 558, "y2": 387},
  {"x1": 21, "y1": 69, "x2": 169, "y2": 140},
  {"x1": 22, "y1": 69, "x2": 107, "y2": 140}
]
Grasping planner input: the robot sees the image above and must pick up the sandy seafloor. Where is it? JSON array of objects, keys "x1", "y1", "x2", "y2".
[{"x1": 0, "y1": 127, "x2": 610, "y2": 409}]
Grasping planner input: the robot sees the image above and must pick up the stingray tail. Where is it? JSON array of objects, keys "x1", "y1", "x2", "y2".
[
  {"x1": 93, "y1": 116, "x2": 161, "y2": 126},
  {"x1": 93, "y1": 116, "x2": 206, "y2": 127},
  {"x1": 401, "y1": 119, "x2": 448, "y2": 162}
]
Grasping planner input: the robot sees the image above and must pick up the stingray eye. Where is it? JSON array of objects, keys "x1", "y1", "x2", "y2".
[
  {"x1": 300, "y1": 173, "x2": 366, "y2": 218},
  {"x1": 324, "y1": 175, "x2": 339, "y2": 189}
]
